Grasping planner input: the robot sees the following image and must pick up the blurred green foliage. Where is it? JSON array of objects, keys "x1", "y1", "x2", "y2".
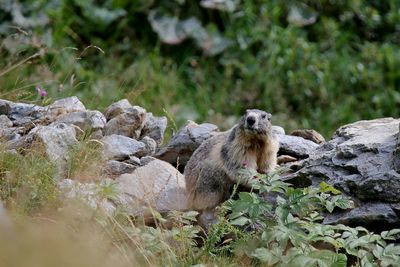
[{"x1": 0, "y1": 0, "x2": 399, "y2": 136}]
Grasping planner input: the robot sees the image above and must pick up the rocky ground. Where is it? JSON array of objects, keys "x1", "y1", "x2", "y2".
[{"x1": 0, "y1": 96, "x2": 399, "y2": 232}]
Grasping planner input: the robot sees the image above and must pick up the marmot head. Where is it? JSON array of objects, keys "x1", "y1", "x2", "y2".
[{"x1": 238, "y1": 109, "x2": 272, "y2": 136}]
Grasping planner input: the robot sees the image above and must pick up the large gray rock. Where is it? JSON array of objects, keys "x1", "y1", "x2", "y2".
[
  {"x1": 155, "y1": 121, "x2": 219, "y2": 167},
  {"x1": 58, "y1": 179, "x2": 116, "y2": 215},
  {"x1": 285, "y1": 118, "x2": 400, "y2": 202},
  {"x1": 6, "y1": 123, "x2": 78, "y2": 176},
  {"x1": 104, "y1": 99, "x2": 132, "y2": 120},
  {"x1": 101, "y1": 134, "x2": 146, "y2": 160},
  {"x1": 277, "y1": 134, "x2": 319, "y2": 158},
  {"x1": 323, "y1": 203, "x2": 399, "y2": 229},
  {"x1": 104, "y1": 106, "x2": 146, "y2": 139},
  {"x1": 140, "y1": 112, "x2": 168, "y2": 146},
  {"x1": 115, "y1": 159, "x2": 188, "y2": 216},
  {"x1": 29, "y1": 123, "x2": 78, "y2": 164},
  {"x1": 58, "y1": 160, "x2": 188, "y2": 218},
  {"x1": 47, "y1": 96, "x2": 86, "y2": 116},
  {"x1": 51, "y1": 110, "x2": 106, "y2": 131},
  {"x1": 282, "y1": 118, "x2": 400, "y2": 230}
]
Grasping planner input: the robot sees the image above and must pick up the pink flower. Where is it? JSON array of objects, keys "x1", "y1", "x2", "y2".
[
  {"x1": 242, "y1": 160, "x2": 248, "y2": 168},
  {"x1": 35, "y1": 86, "x2": 47, "y2": 98}
]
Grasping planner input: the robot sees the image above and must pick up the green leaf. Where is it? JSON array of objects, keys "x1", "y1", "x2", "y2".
[
  {"x1": 326, "y1": 200, "x2": 335, "y2": 213},
  {"x1": 248, "y1": 204, "x2": 260, "y2": 219},
  {"x1": 238, "y1": 192, "x2": 254, "y2": 202},
  {"x1": 332, "y1": 196, "x2": 354, "y2": 210},
  {"x1": 275, "y1": 206, "x2": 290, "y2": 222},
  {"x1": 308, "y1": 250, "x2": 347, "y2": 267},
  {"x1": 372, "y1": 245, "x2": 384, "y2": 259},
  {"x1": 381, "y1": 229, "x2": 400, "y2": 240},
  {"x1": 383, "y1": 243, "x2": 400, "y2": 255},
  {"x1": 230, "y1": 216, "x2": 250, "y2": 226},
  {"x1": 320, "y1": 182, "x2": 342, "y2": 195},
  {"x1": 231, "y1": 200, "x2": 249, "y2": 213},
  {"x1": 251, "y1": 247, "x2": 280, "y2": 265}
]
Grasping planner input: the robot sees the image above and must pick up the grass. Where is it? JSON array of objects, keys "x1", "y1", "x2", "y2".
[
  {"x1": 0, "y1": 132, "x2": 239, "y2": 266},
  {"x1": 1, "y1": 138, "x2": 399, "y2": 266},
  {"x1": 0, "y1": 131, "x2": 256, "y2": 267},
  {"x1": 65, "y1": 131, "x2": 104, "y2": 182},
  {"x1": 0, "y1": 144, "x2": 58, "y2": 214},
  {"x1": 0, "y1": 30, "x2": 326, "y2": 137}
]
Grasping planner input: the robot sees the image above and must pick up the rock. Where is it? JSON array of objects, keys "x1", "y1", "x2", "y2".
[
  {"x1": 47, "y1": 96, "x2": 86, "y2": 116},
  {"x1": 278, "y1": 155, "x2": 298, "y2": 165},
  {"x1": 8, "y1": 102, "x2": 46, "y2": 126},
  {"x1": 104, "y1": 106, "x2": 146, "y2": 139},
  {"x1": 58, "y1": 160, "x2": 188, "y2": 217},
  {"x1": 393, "y1": 123, "x2": 400, "y2": 173},
  {"x1": 6, "y1": 123, "x2": 78, "y2": 176},
  {"x1": 0, "y1": 100, "x2": 11, "y2": 115},
  {"x1": 285, "y1": 118, "x2": 400, "y2": 203},
  {"x1": 30, "y1": 123, "x2": 78, "y2": 165},
  {"x1": 9, "y1": 102, "x2": 45, "y2": 118},
  {"x1": 272, "y1": 125, "x2": 285, "y2": 135},
  {"x1": 0, "y1": 115, "x2": 12, "y2": 128},
  {"x1": 291, "y1": 129, "x2": 325, "y2": 144},
  {"x1": 0, "y1": 127, "x2": 22, "y2": 142},
  {"x1": 104, "y1": 99, "x2": 132, "y2": 120},
  {"x1": 103, "y1": 160, "x2": 137, "y2": 178},
  {"x1": 140, "y1": 112, "x2": 168, "y2": 146},
  {"x1": 58, "y1": 179, "x2": 116, "y2": 215},
  {"x1": 140, "y1": 136, "x2": 157, "y2": 156},
  {"x1": 323, "y1": 203, "x2": 399, "y2": 230},
  {"x1": 51, "y1": 110, "x2": 106, "y2": 131},
  {"x1": 277, "y1": 134, "x2": 319, "y2": 158},
  {"x1": 125, "y1": 156, "x2": 141, "y2": 166},
  {"x1": 140, "y1": 156, "x2": 156, "y2": 166},
  {"x1": 282, "y1": 118, "x2": 400, "y2": 231},
  {"x1": 155, "y1": 121, "x2": 219, "y2": 167},
  {"x1": 101, "y1": 134, "x2": 146, "y2": 160},
  {"x1": 90, "y1": 129, "x2": 104, "y2": 140},
  {"x1": 114, "y1": 159, "x2": 188, "y2": 216}
]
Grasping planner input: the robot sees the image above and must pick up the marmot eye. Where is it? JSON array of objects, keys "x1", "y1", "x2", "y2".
[{"x1": 261, "y1": 114, "x2": 266, "y2": 119}]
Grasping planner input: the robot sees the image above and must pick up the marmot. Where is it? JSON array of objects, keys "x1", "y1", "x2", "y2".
[{"x1": 184, "y1": 109, "x2": 279, "y2": 228}]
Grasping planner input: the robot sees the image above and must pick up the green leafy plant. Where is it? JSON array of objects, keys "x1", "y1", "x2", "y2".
[
  {"x1": 1, "y1": 1, "x2": 400, "y2": 135},
  {"x1": 200, "y1": 169, "x2": 400, "y2": 267}
]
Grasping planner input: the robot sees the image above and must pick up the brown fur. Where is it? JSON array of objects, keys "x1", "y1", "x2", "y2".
[{"x1": 184, "y1": 109, "x2": 279, "y2": 228}]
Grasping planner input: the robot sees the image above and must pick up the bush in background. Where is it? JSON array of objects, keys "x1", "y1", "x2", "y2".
[{"x1": 0, "y1": 0, "x2": 399, "y2": 136}]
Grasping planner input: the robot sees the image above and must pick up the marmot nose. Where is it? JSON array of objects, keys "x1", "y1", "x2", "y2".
[{"x1": 246, "y1": 116, "x2": 256, "y2": 126}]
